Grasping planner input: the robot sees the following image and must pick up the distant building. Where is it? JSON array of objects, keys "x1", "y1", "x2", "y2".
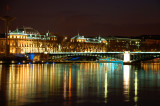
[
  {"x1": 70, "y1": 34, "x2": 86, "y2": 43},
  {"x1": 65, "y1": 34, "x2": 107, "y2": 52},
  {"x1": 105, "y1": 37, "x2": 141, "y2": 52},
  {"x1": 139, "y1": 35, "x2": 160, "y2": 51},
  {"x1": 2, "y1": 27, "x2": 160, "y2": 54},
  {"x1": 70, "y1": 34, "x2": 107, "y2": 43}
]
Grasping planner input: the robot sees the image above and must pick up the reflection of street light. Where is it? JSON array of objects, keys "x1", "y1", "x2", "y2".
[{"x1": 0, "y1": 16, "x2": 16, "y2": 55}]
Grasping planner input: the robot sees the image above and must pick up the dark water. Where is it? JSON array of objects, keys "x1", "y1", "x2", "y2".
[{"x1": 0, "y1": 63, "x2": 160, "y2": 106}]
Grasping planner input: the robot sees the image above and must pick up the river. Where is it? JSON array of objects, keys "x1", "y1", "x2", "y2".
[{"x1": 0, "y1": 63, "x2": 160, "y2": 106}]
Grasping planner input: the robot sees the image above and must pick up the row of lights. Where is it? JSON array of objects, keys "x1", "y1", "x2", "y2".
[{"x1": 18, "y1": 61, "x2": 55, "y2": 65}]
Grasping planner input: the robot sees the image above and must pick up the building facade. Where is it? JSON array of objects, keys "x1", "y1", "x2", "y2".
[
  {"x1": 0, "y1": 27, "x2": 58, "y2": 54},
  {"x1": 68, "y1": 34, "x2": 107, "y2": 52},
  {"x1": 140, "y1": 35, "x2": 160, "y2": 51},
  {"x1": 105, "y1": 37, "x2": 141, "y2": 52},
  {"x1": 3, "y1": 27, "x2": 160, "y2": 54}
]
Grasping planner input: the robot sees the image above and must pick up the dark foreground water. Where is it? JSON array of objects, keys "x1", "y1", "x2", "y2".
[{"x1": 0, "y1": 63, "x2": 160, "y2": 106}]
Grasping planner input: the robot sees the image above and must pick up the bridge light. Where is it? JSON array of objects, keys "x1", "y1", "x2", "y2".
[
  {"x1": 44, "y1": 52, "x2": 48, "y2": 54},
  {"x1": 124, "y1": 51, "x2": 130, "y2": 62},
  {"x1": 18, "y1": 62, "x2": 21, "y2": 65},
  {"x1": 11, "y1": 61, "x2": 15, "y2": 63}
]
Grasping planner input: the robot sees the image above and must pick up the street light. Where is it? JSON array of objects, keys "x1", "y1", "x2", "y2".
[{"x1": 0, "y1": 16, "x2": 16, "y2": 55}]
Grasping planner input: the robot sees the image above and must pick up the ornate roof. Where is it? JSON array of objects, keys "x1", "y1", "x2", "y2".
[
  {"x1": 11, "y1": 26, "x2": 40, "y2": 35},
  {"x1": 71, "y1": 34, "x2": 107, "y2": 43},
  {"x1": 71, "y1": 34, "x2": 86, "y2": 40}
]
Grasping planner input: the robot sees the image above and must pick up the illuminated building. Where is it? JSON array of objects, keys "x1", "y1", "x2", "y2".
[
  {"x1": 70, "y1": 34, "x2": 86, "y2": 43},
  {"x1": 2, "y1": 26, "x2": 160, "y2": 55},
  {"x1": 70, "y1": 33, "x2": 107, "y2": 43},
  {"x1": 68, "y1": 34, "x2": 107, "y2": 52},
  {"x1": 105, "y1": 37, "x2": 141, "y2": 52},
  {"x1": 140, "y1": 35, "x2": 160, "y2": 51},
  {"x1": 0, "y1": 27, "x2": 57, "y2": 54}
]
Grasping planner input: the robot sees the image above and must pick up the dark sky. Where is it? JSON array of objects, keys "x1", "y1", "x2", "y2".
[{"x1": 1, "y1": 0, "x2": 160, "y2": 37}]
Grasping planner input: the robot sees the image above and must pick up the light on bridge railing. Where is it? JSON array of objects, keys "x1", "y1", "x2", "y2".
[
  {"x1": 18, "y1": 62, "x2": 21, "y2": 65},
  {"x1": 44, "y1": 52, "x2": 48, "y2": 54}
]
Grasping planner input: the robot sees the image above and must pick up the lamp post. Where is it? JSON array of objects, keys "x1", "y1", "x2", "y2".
[{"x1": 0, "y1": 16, "x2": 15, "y2": 56}]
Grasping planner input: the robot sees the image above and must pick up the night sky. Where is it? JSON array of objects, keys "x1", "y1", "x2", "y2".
[{"x1": 1, "y1": 0, "x2": 160, "y2": 37}]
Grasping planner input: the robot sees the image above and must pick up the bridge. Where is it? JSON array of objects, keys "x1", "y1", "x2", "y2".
[{"x1": 27, "y1": 51, "x2": 160, "y2": 63}]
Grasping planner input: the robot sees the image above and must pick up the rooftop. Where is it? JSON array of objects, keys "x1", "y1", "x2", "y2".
[{"x1": 10, "y1": 26, "x2": 40, "y2": 35}]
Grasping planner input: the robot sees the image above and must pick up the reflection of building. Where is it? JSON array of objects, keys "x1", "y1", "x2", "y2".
[{"x1": 0, "y1": 27, "x2": 57, "y2": 54}]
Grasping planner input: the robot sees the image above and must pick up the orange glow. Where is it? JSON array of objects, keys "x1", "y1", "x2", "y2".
[
  {"x1": 64, "y1": 69, "x2": 67, "y2": 99},
  {"x1": 6, "y1": 4, "x2": 10, "y2": 12}
]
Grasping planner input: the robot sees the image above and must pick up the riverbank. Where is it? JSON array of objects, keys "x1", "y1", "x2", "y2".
[
  {"x1": 0, "y1": 57, "x2": 159, "y2": 64},
  {"x1": 0, "y1": 60, "x2": 123, "y2": 64},
  {"x1": 0, "y1": 54, "x2": 30, "y2": 64}
]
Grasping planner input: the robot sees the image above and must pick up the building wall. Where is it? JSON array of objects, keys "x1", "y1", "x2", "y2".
[
  {"x1": 0, "y1": 38, "x2": 6, "y2": 53},
  {"x1": 140, "y1": 39, "x2": 160, "y2": 51},
  {"x1": 60, "y1": 42, "x2": 107, "y2": 52},
  {"x1": 7, "y1": 32, "x2": 160, "y2": 53},
  {"x1": 107, "y1": 39, "x2": 141, "y2": 52}
]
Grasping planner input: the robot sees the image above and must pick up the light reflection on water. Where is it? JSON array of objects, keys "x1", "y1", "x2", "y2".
[
  {"x1": 123, "y1": 65, "x2": 130, "y2": 102},
  {"x1": 0, "y1": 63, "x2": 160, "y2": 105}
]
